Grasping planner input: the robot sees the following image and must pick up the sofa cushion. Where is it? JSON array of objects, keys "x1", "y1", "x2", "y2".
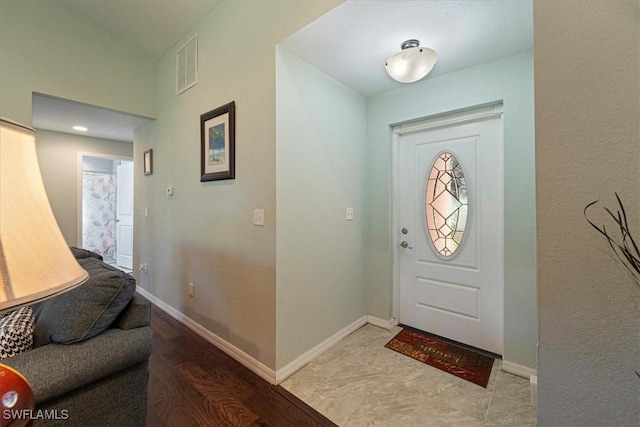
[
  {"x1": 116, "y1": 293, "x2": 151, "y2": 330},
  {"x1": 0, "y1": 306, "x2": 35, "y2": 359},
  {"x1": 70, "y1": 246, "x2": 103, "y2": 261},
  {"x1": 32, "y1": 258, "x2": 135, "y2": 346}
]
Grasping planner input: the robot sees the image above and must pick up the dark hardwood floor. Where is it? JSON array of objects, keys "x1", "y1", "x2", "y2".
[{"x1": 146, "y1": 304, "x2": 336, "y2": 427}]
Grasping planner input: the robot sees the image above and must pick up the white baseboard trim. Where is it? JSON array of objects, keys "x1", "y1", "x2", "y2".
[
  {"x1": 501, "y1": 360, "x2": 537, "y2": 406},
  {"x1": 275, "y1": 315, "x2": 368, "y2": 384},
  {"x1": 136, "y1": 286, "x2": 276, "y2": 384},
  {"x1": 501, "y1": 360, "x2": 537, "y2": 379},
  {"x1": 530, "y1": 374, "x2": 538, "y2": 406},
  {"x1": 367, "y1": 315, "x2": 397, "y2": 330}
]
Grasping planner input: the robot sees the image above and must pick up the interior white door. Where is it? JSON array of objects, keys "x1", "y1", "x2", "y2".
[
  {"x1": 116, "y1": 162, "x2": 134, "y2": 269},
  {"x1": 398, "y1": 113, "x2": 503, "y2": 355}
]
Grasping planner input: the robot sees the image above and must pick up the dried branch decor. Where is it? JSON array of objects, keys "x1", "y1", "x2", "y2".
[
  {"x1": 584, "y1": 193, "x2": 640, "y2": 378},
  {"x1": 584, "y1": 193, "x2": 640, "y2": 287}
]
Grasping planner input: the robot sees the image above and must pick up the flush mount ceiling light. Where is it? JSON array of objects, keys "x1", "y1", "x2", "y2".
[
  {"x1": 72, "y1": 125, "x2": 88, "y2": 132},
  {"x1": 385, "y1": 39, "x2": 438, "y2": 84}
]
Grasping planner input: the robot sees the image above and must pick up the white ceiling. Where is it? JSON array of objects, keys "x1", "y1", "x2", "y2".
[
  {"x1": 280, "y1": 0, "x2": 533, "y2": 98},
  {"x1": 35, "y1": 0, "x2": 532, "y2": 141}
]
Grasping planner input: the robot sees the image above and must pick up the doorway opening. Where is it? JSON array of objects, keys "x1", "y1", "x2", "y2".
[{"x1": 78, "y1": 153, "x2": 134, "y2": 271}]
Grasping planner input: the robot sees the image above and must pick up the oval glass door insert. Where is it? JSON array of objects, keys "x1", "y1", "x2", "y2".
[{"x1": 425, "y1": 151, "x2": 468, "y2": 257}]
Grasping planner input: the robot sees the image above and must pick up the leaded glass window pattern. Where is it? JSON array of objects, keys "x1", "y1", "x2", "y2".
[{"x1": 425, "y1": 152, "x2": 468, "y2": 257}]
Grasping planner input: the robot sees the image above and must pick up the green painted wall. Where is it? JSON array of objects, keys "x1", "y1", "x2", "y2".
[
  {"x1": 275, "y1": 47, "x2": 368, "y2": 369},
  {"x1": 133, "y1": 1, "x2": 341, "y2": 369},
  {"x1": 366, "y1": 51, "x2": 537, "y2": 369},
  {"x1": 0, "y1": 0, "x2": 156, "y2": 125},
  {"x1": 35, "y1": 129, "x2": 133, "y2": 246}
]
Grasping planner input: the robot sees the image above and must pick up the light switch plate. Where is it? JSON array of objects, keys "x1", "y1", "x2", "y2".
[{"x1": 253, "y1": 209, "x2": 264, "y2": 226}]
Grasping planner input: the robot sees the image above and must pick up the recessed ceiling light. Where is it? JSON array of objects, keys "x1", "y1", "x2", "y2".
[{"x1": 73, "y1": 126, "x2": 88, "y2": 132}]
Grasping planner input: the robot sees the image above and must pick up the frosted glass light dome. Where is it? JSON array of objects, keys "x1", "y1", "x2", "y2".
[{"x1": 385, "y1": 39, "x2": 437, "y2": 84}]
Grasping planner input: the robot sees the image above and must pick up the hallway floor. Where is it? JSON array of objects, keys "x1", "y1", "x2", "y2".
[{"x1": 281, "y1": 324, "x2": 536, "y2": 426}]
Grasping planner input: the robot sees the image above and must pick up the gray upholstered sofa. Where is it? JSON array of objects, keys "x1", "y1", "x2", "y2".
[{"x1": 3, "y1": 248, "x2": 152, "y2": 426}]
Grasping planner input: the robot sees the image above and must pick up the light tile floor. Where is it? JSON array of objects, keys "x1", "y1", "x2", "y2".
[{"x1": 281, "y1": 324, "x2": 536, "y2": 427}]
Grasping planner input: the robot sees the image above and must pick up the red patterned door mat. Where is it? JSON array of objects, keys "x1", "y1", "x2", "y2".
[{"x1": 385, "y1": 328, "x2": 495, "y2": 387}]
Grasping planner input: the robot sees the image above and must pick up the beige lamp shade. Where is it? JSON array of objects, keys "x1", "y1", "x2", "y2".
[{"x1": 0, "y1": 117, "x2": 88, "y2": 311}]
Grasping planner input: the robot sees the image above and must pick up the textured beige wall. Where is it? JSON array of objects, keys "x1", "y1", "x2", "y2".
[
  {"x1": 35, "y1": 129, "x2": 133, "y2": 246},
  {"x1": 535, "y1": 0, "x2": 640, "y2": 424}
]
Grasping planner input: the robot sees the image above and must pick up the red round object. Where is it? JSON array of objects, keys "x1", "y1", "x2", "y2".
[{"x1": 0, "y1": 364, "x2": 34, "y2": 427}]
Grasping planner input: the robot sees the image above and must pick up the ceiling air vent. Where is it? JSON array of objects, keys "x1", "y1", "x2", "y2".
[{"x1": 176, "y1": 35, "x2": 198, "y2": 95}]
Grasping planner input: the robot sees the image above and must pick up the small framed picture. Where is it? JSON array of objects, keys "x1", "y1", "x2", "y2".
[
  {"x1": 200, "y1": 101, "x2": 235, "y2": 182},
  {"x1": 144, "y1": 149, "x2": 153, "y2": 175}
]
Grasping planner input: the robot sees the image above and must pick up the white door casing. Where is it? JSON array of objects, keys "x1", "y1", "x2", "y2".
[
  {"x1": 394, "y1": 104, "x2": 504, "y2": 355},
  {"x1": 116, "y1": 162, "x2": 134, "y2": 269}
]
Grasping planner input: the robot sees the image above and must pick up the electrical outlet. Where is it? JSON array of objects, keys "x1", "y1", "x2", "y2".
[
  {"x1": 346, "y1": 207, "x2": 354, "y2": 221},
  {"x1": 188, "y1": 282, "x2": 195, "y2": 297}
]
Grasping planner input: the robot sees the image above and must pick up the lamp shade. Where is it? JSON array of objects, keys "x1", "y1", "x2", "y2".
[
  {"x1": 385, "y1": 39, "x2": 437, "y2": 84},
  {"x1": 0, "y1": 117, "x2": 88, "y2": 311}
]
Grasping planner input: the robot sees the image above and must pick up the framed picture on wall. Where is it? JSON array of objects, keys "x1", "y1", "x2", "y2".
[
  {"x1": 144, "y1": 149, "x2": 153, "y2": 175},
  {"x1": 200, "y1": 101, "x2": 235, "y2": 182}
]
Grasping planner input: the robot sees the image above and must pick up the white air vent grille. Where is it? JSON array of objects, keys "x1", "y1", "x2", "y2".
[{"x1": 176, "y1": 35, "x2": 197, "y2": 95}]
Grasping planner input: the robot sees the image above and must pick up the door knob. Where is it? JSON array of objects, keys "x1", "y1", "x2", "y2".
[{"x1": 400, "y1": 241, "x2": 412, "y2": 249}]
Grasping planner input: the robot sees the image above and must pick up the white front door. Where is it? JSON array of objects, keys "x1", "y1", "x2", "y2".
[
  {"x1": 397, "y1": 107, "x2": 504, "y2": 355},
  {"x1": 116, "y1": 162, "x2": 134, "y2": 269}
]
